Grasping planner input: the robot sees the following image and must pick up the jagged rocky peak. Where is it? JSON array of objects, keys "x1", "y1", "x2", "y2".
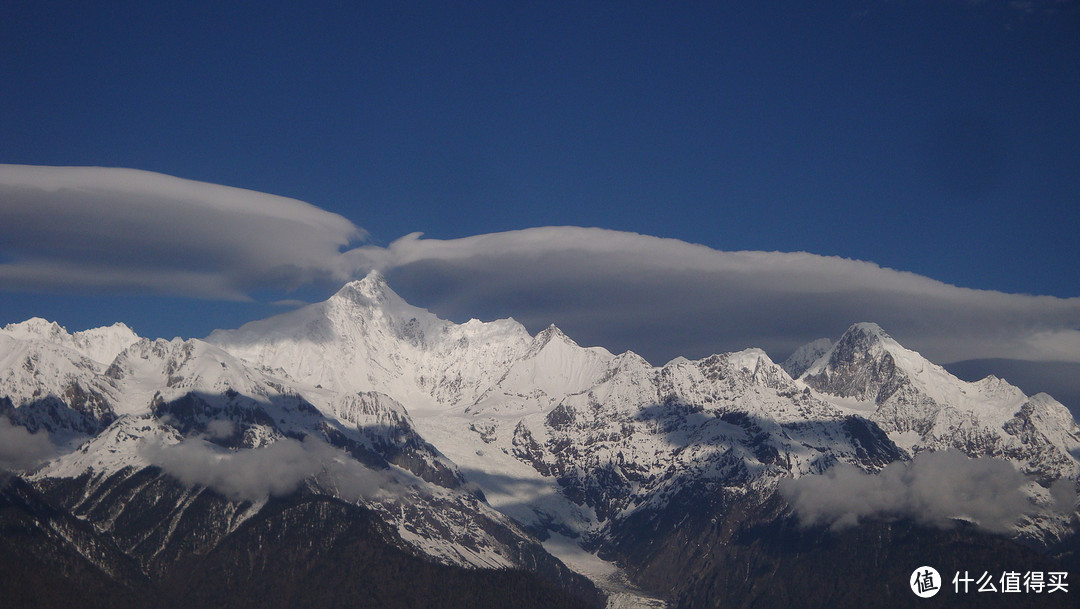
[
  {"x1": 801, "y1": 321, "x2": 1037, "y2": 415},
  {"x1": 800, "y1": 322, "x2": 913, "y2": 401},
  {"x1": 530, "y1": 323, "x2": 577, "y2": 349},
  {"x1": 697, "y1": 347, "x2": 791, "y2": 387},
  {"x1": 805, "y1": 323, "x2": 905, "y2": 372}
]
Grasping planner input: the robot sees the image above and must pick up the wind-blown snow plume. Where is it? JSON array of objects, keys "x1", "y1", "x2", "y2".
[
  {"x1": 779, "y1": 451, "x2": 1035, "y2": 533},
  {"x1": 0, "y1": 165, "x2": 364, "y2": 299},
  {"x1": 0, "y1": 417, "x2": 55, "y2": 472},
  {"x1": 140, "y1": 435, "x2": 395, "y2": 502}
]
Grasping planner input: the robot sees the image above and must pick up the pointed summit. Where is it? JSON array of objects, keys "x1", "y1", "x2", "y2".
[
  {"x1": 806, "y1": 323, "x2": 901, "y2": 373},
  {"x1": 356, "y1": 269, "x2": 390, "y2": 293},
  {"x1": 829, "y1": 322, "x2": 898, "y2": 357},
  {"x1": 800, "y1": 323, "x2": 916, "y2": 402},
  {"x1": 802, "y1": 323, "x2": 1030, "y2": 417},
  {"x1": 326, "y1": 271, "x2": 447, "y2": 346},
  {"x1": 332, "y1": 270, "x2": 399, "y2": 307},
  {"x1": 516, "y1": 323, "x2": 597, "y2": 365},
  {"x1": 207, "y1": 273, "x2": 534, "y2": 402},
  {"x1": 532, "y1": 323, "x2": 574, "y2": 346}
]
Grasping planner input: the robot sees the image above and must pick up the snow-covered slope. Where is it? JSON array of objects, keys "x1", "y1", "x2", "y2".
[
  {"x1": 780, "y1": 337, "x2": 832, "y2": 378},
  {"x1": 3, "y1": 275, "x2": 1079, "y2": 608},
  {"x1": 2, "y1": 318, "x2": 139, "y2": 366},
  {"x1": 0, "y1": 315, "x2": 585, "y2": 579},
  {"x1": 800, "y1": 323, "x2": 1080, "y2": 478},
  {"x1": 798, "y1": 323, "x2": 1080, "y2": 541},
  {"x1": 0, "y1": 331, "x2": 121, "y2": 441},
  {"x1": 202, "y1": 277, "x2": 1075, "y2": 559},
  {"x1": 206, "y1": 272, "x2": 535, "y2": 410}
]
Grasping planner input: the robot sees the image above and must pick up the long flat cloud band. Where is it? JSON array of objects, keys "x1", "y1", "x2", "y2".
[
  {"x1": 2, "y1": 165, "x2": 1078, "y2": 366},
  {"x1": 352, "y1": 228, "x2": 1080, "y2": 365},
  {"x1": 0, "y1": 164, "x2": 364, "y2": 299}
]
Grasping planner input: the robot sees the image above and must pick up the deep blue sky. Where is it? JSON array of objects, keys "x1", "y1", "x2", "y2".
[{"x1": 1, "y1": 0, "x2": 1078, "y2": 340}]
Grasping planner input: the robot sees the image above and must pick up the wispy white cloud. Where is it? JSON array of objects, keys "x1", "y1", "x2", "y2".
[
  {"x1": 140, "y1": 435, "x2": 396, "y2": 502},
  {"x1": 0, "y1": 165, "x2": 365, "y2": 300},
  {"x1": 0, "y1": 417, "x2": 55, "y2": 471},
  {"x1": 779, "y1": 451, "x2": 1039, "y2": 533},
  {"x1": 348, "y1": 227, "x2": 1080, "y2": 366},
  {"x1": 203, "y1": 419, "x2": 236, "y2": 440}
]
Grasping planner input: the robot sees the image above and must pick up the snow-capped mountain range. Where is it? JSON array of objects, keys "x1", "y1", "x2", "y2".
[{"x1": 2, "y1": 272, "x2": 1078, "y2": 608}]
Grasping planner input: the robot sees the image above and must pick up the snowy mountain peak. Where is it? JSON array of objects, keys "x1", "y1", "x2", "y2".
[
  {"x1": 848, "y1": 321, "x2": 888, "y2": 337},
  {"x1": 531, "y1": 323, "x2": 576, "y2": 349},
  {"x1": 2, "y1": 317, "x2": 141, "y2": 366},
  {"x1": 780, "y1": 337, "x2": 833, "y2": 378},
  {"x1": 71, "y1": 322, "x2": 142, "y2": 365},
  {"x1": 796, "y1": 322, "x2": 1080, "y2": 494},
  {"x1": 726, "y1": 347, "x2": 775, "y2": 372},
  {"x1": 329, "y1": 271, "x2": 420, "y2": 317},
  {"x1": 333, "y1": 270, "x2": 394, "y2": 305},
  {"x1": 3, "y1": 317, "x2": 68, "y2": 341},
  {"x1": 832, "y1": 322, "x2": 899, "y2": 356},
  {"x1": 800, "y1": 321, "x2": 1006, "y2": 412},
  {"x1": 4, "y1": 276, "x2": 1080, "y2": 600},
  {"x1": 328, "y1": 271, "x2": 448, "y2": 336},
  {"x1": 803, "y1": 322, "x2": 905, "y2": 380}
]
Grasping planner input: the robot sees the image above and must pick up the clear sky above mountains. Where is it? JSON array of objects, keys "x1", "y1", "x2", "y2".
[{"x1": 1, "y1": 2, "x2": 1077, "y2": 406}]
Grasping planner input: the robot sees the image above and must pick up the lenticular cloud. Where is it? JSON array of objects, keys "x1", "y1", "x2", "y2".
[
  {"x1": 3, "y1": 166, "x2": 1078, "y2": 371},
  {"x1": 348, "y1": 228, "x2": 1080, "y2": 367},
  {"x1": 0, "y1": 164, "x2": 364, "y2": 300}
]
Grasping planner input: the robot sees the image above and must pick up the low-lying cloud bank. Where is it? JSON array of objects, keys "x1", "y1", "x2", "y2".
[
  {"x1": 0, "y1": 417, "x2": 56, "y2": 472},
  {"x1": 140, "y1": 435, "x2": 395, "y2": 502},
  {"x1": 0, "y1": 164, "x2": 363, "y2": 300},
  {"x1": 779, "y1": 451, "x2": 1071, "y2": 533}
]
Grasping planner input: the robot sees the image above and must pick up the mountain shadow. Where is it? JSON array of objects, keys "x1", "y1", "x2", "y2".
[
  {"x1": 604, "y1": 487, "x2": 1075, "y2": 609},
  {"x1": 9, "y1": 474, "x2": 604, "y2": 609}
]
